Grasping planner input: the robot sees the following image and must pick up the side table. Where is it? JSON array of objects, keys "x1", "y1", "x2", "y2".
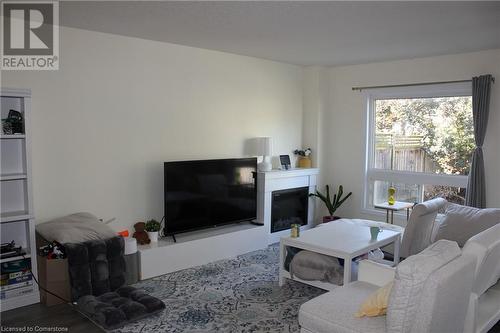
[{"x1": 374, "y1": 201, "x2": 414, "y2": 224}]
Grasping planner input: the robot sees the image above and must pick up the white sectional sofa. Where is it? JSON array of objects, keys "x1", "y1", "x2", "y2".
[
  {"x1": 299, "y1": 240, "x2": 476, "y2": 333},
  {"x1": 463, "y1": 223, "x2": 500, "y2": 333},
  {"x1": 298, "y1": 223, "x2": 500, "y2": 333}
]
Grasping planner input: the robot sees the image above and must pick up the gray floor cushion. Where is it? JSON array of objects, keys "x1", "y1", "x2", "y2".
[
  {"x1": 76, "y1": 286, "x2": 166, "y2": 330},
  {"x1": 65, "y1": 236, "x2": 126, "y2": 301},
  {"x1": 290, "y1": 250, "x2": 344, "y2": 285}
]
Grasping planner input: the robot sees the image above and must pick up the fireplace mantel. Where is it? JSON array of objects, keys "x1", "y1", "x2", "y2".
[{"x1": 257, "y1": 168, "x2": 319, "y2": 244}]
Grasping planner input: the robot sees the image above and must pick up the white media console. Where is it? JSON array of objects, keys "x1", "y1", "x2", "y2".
[{"x1": 138, "y1": 167, "x2": 319, "y2": 280}]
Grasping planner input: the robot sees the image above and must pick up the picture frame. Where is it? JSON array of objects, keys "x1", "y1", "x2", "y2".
[{"x1": 279, "y1": 155, "x2": 291, "y2": 170}]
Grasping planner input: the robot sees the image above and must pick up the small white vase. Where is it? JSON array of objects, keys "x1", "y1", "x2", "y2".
[{"x1": 147, "y1": 231, "x2": 159, "y2": 242}]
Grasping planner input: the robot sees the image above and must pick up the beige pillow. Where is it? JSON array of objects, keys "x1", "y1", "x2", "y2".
[
  {"x1": 355, "y1": 281, "x2": 393, "y2": 318},
  {"x1": 434, "y1": 204, "x2": 500, "y2": 247}
]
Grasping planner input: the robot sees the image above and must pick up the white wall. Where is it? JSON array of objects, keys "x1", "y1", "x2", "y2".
[
  {"x1": 301, "y1": 66, "x2": 328, "y2": 176},
  {"x1": 1, "y1": 27, "x2": 304, "y2": 232},
  {"x1": 3, "y1": 25, "x2": 497, "y2": 231},
  {"x1": 320, "y1": 49, "x2": 500, "y2": 223}
]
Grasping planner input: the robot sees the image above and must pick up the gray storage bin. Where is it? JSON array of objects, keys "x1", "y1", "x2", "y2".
[{"x1": 124, "y1": 252, "x2": 139, "y2": 285}]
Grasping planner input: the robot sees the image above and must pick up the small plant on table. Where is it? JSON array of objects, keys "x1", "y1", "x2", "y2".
[{"x1": 145, "y1": 219, "x2": 161, "y2": 242}]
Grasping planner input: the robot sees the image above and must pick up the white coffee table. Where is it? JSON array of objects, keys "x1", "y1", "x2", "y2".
[{"x1": 279, "y1": 219, "x2": 401, "y2": 291}]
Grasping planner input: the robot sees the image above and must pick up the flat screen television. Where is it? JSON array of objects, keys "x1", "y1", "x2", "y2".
[{"x1": 164, "y1": 158, "x2": 257, "y2": 236}]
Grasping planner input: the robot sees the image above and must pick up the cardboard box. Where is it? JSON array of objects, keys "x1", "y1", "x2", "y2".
[{"x1": 37, "y1": 256, "x2": 71, "y2": 306}]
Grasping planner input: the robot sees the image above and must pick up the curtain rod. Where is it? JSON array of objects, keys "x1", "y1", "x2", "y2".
[{"x1": 352, "y1": 77, "x2": 495, "y2": 91}]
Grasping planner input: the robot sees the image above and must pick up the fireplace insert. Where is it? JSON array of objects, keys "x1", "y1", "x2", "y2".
[{"x1": 271, "y1": 187, "x2": 309, "y2": 233}]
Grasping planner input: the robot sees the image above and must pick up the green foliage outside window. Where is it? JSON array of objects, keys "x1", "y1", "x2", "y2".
[{"x1": 375, "y1": 96, "x2": 474, "y2": 204}]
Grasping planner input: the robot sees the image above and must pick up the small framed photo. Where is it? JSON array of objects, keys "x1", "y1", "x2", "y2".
[{"x1": 279, "y1": 155, "x2": 291, "y2": 170}]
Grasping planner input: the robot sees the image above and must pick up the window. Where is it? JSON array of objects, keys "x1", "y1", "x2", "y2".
[{"x1": 364, "y1": 83, "x2": 473, "y2": 212}]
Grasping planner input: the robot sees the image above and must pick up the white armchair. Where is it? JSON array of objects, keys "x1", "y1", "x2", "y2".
[{"x1": 299, "y1": 240, "x2": 476, "y2": 333}]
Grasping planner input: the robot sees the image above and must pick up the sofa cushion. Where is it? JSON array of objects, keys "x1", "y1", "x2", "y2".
[
  {"x1": 299, "y1": 281, "x2": 386, "y2": 333},
  {"x1": 400, "y1": 198, "x2": 446, "y2": 258},
  {"x1": 434, "y1": 204, "x2": 500, "y2": 247},
  {"x1": 430, "y1": 213, "x2": 446, "y2": 243},
  {"x1": 410, "y1": 254, "x2": 475, "y2": 333},
  {"x1": 462, "y1": 223, "x2": 500, "y2": 295},
  {"x1": 386, "y1": 240, "x2": 461, "y2": 333}
]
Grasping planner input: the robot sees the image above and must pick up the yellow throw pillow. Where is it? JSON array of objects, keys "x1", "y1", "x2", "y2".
[{"x1": 355, "y1": 281, "x2": 393, "y2": 318}]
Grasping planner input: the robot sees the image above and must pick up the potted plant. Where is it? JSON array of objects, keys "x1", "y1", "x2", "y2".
[
  {"x1": 294, "y1": 148, "x2": 312, "y2": 168},
  {"x1": 309, "y1": 185, "x2": 352, "y2": 223},
  {"x1": 145, "y1": 219, "x2": 161, "y2": 242}
]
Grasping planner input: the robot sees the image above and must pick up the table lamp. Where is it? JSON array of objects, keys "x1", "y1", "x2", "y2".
[{"x1": 253, "y1": 137, "x2": 273, "y2": 172}]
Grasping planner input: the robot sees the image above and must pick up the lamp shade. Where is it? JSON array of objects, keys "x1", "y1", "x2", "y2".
[{"x1": 254, "y1": 137, "x2": 272, "y2": 156}]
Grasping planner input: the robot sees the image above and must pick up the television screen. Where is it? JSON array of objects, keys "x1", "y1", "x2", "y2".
[{"x1": 164, "y1": 158, "x2": 257, "y2": 235}]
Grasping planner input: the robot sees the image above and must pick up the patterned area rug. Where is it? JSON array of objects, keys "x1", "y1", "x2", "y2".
[{"x1": 111, "y1": 245, "x2": 325, "y2": 333}]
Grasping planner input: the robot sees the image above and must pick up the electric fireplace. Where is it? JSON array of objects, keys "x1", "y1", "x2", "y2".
[{"x1": 271, "y1": 187, "x2": 309, "y2": 233}]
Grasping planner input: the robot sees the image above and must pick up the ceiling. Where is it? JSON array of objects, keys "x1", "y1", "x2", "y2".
[{"x1": 60, "y1": 1, "x2": 500, "y2": 66}]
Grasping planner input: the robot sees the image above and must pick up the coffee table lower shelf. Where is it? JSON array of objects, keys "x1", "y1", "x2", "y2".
[
  {"x1": 278, "y1": 220, "x2": 401, "y2": 291},
  {"x1": 279, "y1": 257, "x2": 396, "y2": 291},
  {"x1": 279, "y1": 270, "x2": 339, "y2": 291}
]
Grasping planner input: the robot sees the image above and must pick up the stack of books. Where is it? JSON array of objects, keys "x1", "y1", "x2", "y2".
[
  {"x1": 0, "y1": 258, "x2": 34, "y2": 299},
  {"x1": 1, "y1": 241, "x2": 24, "y2": 259}
]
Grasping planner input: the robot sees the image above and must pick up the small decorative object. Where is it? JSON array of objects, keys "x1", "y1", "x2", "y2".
[
  {"x1": 2, "y1": 110, "x2": 24, "y2": 134},
  {"x1": 38, "y1": 241, "x2": 66, "y2": 259},
  {"x1": 388, "y1": 186, "x2": 396, "y2": 205},
  {"x1": 370, "y1": 226, "x2": 382, "y2": 240},
  {"x1": 117, "y1": 230, "x2": 129, "y2": 237},
  {"x1": 290, "y1": 224, "x2": 300, "y2": 238},
  {"x1": 280, "y1": 155, "x2": 291, "y2": 170},
  {"x1": 294, "y1": 148, "x2": 312, "y2": 168},
  {"x1": 309, "y1": 185, "x2": 353, "y2": 223},
  {"x1": 132, "y1": 222, "x2": 150, "y2": 245},
  {"x1": 145, "y1": 219, "x2": 161, "y2": 242}
]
